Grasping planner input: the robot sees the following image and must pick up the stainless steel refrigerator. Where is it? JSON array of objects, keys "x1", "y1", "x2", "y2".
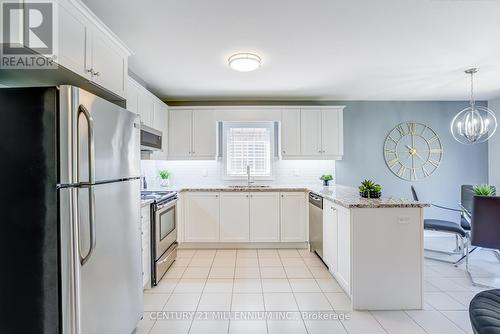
[{"x1": 0, "y1": 86, "x2": 143, "y2": 333}]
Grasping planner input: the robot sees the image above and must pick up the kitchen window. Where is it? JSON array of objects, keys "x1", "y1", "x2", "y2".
[{"x1": 223, "y1": 122, "x2": 275, "y2": 179}]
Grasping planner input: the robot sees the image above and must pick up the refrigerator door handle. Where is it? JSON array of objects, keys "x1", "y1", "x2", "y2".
[
  {"x1": 78, "y1": 104, "x2": 95, "y2": 185},
  {"x1": 78, "y1": 104, "x2": 97, "y2": 265},
  {"x1": 79, "y1": 186, "x2": 96, "y2": 265}
]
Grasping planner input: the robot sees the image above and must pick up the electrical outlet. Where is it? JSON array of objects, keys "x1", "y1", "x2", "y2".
[{"x1": 398, "y1": 216, "x2": 410, "y2": 224}]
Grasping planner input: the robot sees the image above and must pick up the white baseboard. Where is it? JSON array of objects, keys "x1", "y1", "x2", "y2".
[{"x1": 178, "y1": 242, "x2": 309, "y2": 249}]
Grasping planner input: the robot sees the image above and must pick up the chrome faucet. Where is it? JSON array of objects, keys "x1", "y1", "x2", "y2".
[{"x1": 246, "y1": 165, "x2": 254, "y2": 186}]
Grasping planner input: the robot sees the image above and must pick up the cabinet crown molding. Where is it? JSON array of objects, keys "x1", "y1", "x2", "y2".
[{"x1": 66, "y1": 0, "x2": 133, "y2": 55}]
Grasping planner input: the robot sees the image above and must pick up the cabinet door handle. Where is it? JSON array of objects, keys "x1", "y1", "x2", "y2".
[
  {"x1": 86, "y1": 68, "x2": 93, "y2": 74},
  {"x1": 282, "y1": 150, "x2": 286, "y2": 154},
  {"x1": 93, "y1": 71, "x2": 100, "y2": 77},
  {"x1": 215, "y1": 194, "x2": 219, "y2": 198}
]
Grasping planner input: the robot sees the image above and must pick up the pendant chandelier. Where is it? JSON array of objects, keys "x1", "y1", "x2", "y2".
[{"x1": 450, "y1": 68, "x2": 497, "y2": 144}]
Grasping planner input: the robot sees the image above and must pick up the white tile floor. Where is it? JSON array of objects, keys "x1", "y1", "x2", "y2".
[{"x1": 134, "y1": 238, "x2": 500, "y2": 334}]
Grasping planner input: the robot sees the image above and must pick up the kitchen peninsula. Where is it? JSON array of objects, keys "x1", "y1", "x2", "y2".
[{"x1": 170, "y1": 184, "x2": 429, "y2": 310}]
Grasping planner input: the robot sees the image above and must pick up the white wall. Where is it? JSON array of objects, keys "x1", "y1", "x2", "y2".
[
  {"x1": 141, "y1": 159, "x2": 335, "y2": 189},
  {"x1": 488, "y1": 97, "x2": 500, "y2": 189}
]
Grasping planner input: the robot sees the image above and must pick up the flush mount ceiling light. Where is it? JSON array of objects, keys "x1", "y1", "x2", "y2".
[
  {"x1": 451, "y1": 68, "x2": 497, "y2": 144},
  {"x1": 228, "y1": 53, "x2": 261, "y2": 72}
]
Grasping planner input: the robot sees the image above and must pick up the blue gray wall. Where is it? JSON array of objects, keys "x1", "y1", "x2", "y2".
[
  {"x1": 488, "y1": 97, "x2": 500, "y2": 191},
  {"x1": 335, "y1": 101, "x2": 489, "y2": 220}
]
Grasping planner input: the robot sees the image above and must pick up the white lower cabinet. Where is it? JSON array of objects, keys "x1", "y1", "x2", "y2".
[
  {"x1": 336, "y1": 208, "x2": 351, "y2": 293},
  {"x1": 140, "y1": 205, "x2": 151, "y2": 289},
  {"x1": 280, "y1": 192, "x2": 307, "y2": 242},
  {"x1": 220, "y1": 193, "x2": 250, "y2": 242},
  {"x1": 250, "y1": 192, "x2": 280, "y2": 242},
  {"x1": 322, "y1": 199, "x2": 351, "y2": 294},
  {"x1": 182, "y1": 191, "x2": 307, "y2": 244},
  {"x1": 322, "y1": 200, "x2": 338, "y2": 273},
  {"x1": 184, "y1": 192, "x2": 220, "y2": 242}
]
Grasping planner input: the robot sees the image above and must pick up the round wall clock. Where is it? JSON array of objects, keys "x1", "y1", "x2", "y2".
[{"x1": 383, "y1": 122, "x2": 443, "y2": 181}]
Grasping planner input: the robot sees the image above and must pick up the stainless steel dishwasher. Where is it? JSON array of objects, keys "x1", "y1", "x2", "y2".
[{"x1": 309, "y1": 192, "x2": 324, "y2": 259}]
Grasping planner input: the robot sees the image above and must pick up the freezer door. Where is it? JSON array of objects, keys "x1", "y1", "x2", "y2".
[
  {"x1": 77, "y1": 179, "x2": 143, "y2": 334},
  {"x1": 61, "y1": 86, "x2": 141, "y2": 183}
]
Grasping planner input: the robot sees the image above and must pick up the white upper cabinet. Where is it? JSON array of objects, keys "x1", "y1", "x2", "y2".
[
  {"x1": 151, "y1": 102, "x2": 168, "y2": 160},
  {"x1": 192, "y1": 110, "x2": 217, "y2": 158},
  {"x1": 168, "y1": 109, "x2": 216, "y2": 160},
  {"x1": 58, "y1": 2, "x2": 90, "y2": 79},
  {"x1": 280, "y1": 109, "x2": 301, "y2": 157},
  {"x1": 126, "y1": 77, "x2": 169, "y2": 160},
  {"x1": 300, "y1": 109, "x2": 323, "y2": 157},
  {"x1": 168, "y1": 110, "x2": 193, "y2": 159},
  {"x1": 165, "y1": 106, "x2": 342, "y2": 160},
  {"x1": 250, "y1": 192, "x2": 280, "y2": 242},
  {"x1": 138, "y1": 90, "x2": 155, "y2": 127},
  {"x1": 220, "y1": 193, "x2": 250, "y2": 242},
  {"x1": 126, "y1": 79, "x2": 140, "y2": 114},
  {"x1": 280, "y1": 192, "x2": 307, "y2": 242},
  {"x1": 280, "y1": 107, "x2": 344, "y2": 160},
  {"x1": 90, "y1": 29, "x2": 127, "y2": 98},
  {"x1": 322, "y1": 109, "x2": 343, "y2": 157},
  {"x1": 57, "y1": 1, "x2": 131, "y2": 98}
]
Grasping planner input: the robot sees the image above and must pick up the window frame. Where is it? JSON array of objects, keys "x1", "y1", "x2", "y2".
[{"x1": 222, "y1": 121, "x2": 276, "y2": 181}]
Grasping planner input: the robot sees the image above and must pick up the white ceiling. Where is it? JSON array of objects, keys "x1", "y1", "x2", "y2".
[{"x1": 82, "y1": 0, "x2": 500, "y2": 101}]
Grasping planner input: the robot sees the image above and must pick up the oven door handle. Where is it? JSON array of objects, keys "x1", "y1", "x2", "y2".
[
  {"x1": 157, "y1": 243, "x2": 177, "y2": 265},
  {"x1": 156, "y1": 198, "x2": 178, "y2": 211}
]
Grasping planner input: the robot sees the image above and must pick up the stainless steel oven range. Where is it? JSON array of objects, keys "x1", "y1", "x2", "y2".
[{"x1": 142, "y1": 190, "x2": 178, "y2": 285}]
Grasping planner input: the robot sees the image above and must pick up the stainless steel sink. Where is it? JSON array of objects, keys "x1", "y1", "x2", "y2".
[{"x1": 228, "y1": 185, "x2": 271, "y2": 188}]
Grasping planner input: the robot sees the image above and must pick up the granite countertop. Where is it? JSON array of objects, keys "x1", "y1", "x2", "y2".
[
  {"x1": 150, "y1": 184, "x2": 429, "y2": 209},
  {"x1": 173, "y1": 185, "x2": 309, "y2": 192},
  {"x1": 309, "y1": 185, "x2": 430, "y2": 209},
  {"x1": 141, "y1": 198, "x2": 154, "y2": 207}
]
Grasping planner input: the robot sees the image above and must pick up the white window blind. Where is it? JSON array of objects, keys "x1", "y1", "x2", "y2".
[{"x1": 224, "y1": 123, "x2": 273, "y2": 177}]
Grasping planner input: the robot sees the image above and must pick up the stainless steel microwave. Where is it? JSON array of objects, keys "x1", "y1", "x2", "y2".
[{"x1": 140, "y1": 124, "x2": 162, "y2": 151}]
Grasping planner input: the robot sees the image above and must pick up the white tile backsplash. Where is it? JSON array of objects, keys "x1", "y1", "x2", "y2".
[{"x1": 141, "y1": 159, "x2": 335, "y2": 189}]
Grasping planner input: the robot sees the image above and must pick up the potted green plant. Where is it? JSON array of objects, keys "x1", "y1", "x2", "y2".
[
  {"x1": 472, "y1": 184, "x2": 495, "y2": 196},
  {"x1": 158, "y1": 169, "x2": 171, "y2": 187},
  {"x1": 320, "y1": 174, "x2": 334, "y2": 186},
  {"x1": 358, "y1": 179, "x2": 382, "y2": 198}
]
